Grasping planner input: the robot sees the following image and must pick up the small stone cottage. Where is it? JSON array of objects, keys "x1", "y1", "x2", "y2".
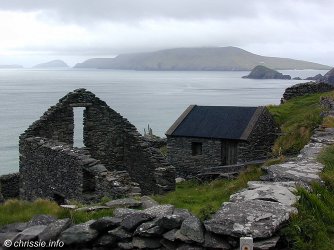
[
  {"x1": 166, "y1": 105, "x2": 279, "y2": 178},
  {"x1": 19, "y1": 89, "x2": 175, "y2": 202}
]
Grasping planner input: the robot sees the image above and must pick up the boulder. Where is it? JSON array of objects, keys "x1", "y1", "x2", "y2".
[
  {"x1": 59, "y1": 221, "x2": 99, "y2": 245},
  {"x1": 120, "y1": 212, "x2": 153, "y2": 231},
  {"x1": 242, "y1": 65, "x2": 291, "y2": 79},
  {"x1": 180, "y1": 216, "x2": 204, "y2": 243},
  {"x1": 93, "y1": 234, "x2": 117, "y2": 247},
  {"x1": 204, "y1": 200, "x2": 296, "y2": 239},
  {"x1": 113, "y1": 208, "x2": 141, "y2": 218},
  {"x1": 0, "y1": 222, "x2": 28, "y2": 233},
  {"x1": 254, "y1": 236, "x2": 280, "y2": 250},
  {"x1": 143, "y1": 204, "x2": 174, "y2": 218},
  {"x1": 203, "y1": 232, "x2": 231, "y2": 249},
  {"x1": 175, "y1": 229, "x2": 193, "y2": 243},
  {"x1": 27, "y1": 214, "x2": 56, "y2": 227},
  {"x1": 39, "y1": 218, "x2": 71, "y2": 241},
  {"x1": 156, "y1": 215, "x2": 183, "y2": 230},
  {"x1": 173, "y1": 208, "x2": 192, "y2": 220},
  {"x1": 90, "y1": 217, "x2": 121, "y2": 232},
  {"x1": 132, "y1": 237, "x2": 162, "y2": 249},
  {"x1": 163, "y1": 229, "x2": 178, "y2": 241},
  {"x1": 263, "y1": 160, "x2": 324, "y2": 185},
  {"x1": 13, "y1": 225, "x2": 47, "y2": 241},
  {"x1": 134, "y1": 219, "x2": 164, "y2": 236},
  {"x1": 105, "y1": 198, "x2": 142, "y2": 208},
  {"x1": 109, "y1": 226, "x2": 132, "y2": 240},
  {"x1": 230, "y1": 181, "x2": 297, "y2": 206},
  {"x1": 140, "y1": 196, "x2": 159, "y2": 209}
]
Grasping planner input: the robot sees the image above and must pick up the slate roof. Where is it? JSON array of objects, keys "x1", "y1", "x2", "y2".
[{"x1": 166, "y1": 105, "x2": 264, "y2": 140}]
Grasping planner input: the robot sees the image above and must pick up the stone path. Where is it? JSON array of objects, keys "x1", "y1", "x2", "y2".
[{"x1": 204, "y1": 126, "x2": 334, "y2": 247}]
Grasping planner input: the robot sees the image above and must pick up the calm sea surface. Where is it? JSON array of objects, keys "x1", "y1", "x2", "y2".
[{"x1": 0, "y1": 69, "x2": 328, "y2": 175}]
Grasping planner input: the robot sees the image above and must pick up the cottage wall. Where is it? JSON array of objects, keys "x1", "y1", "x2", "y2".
[
  {"x1": 19, "y1": 89, "x2": 175, "y2": 201},
  {"x1": 237, "y1": 108, "x2": 279, "y2": 162},
  {"x1": 167, "y1": 137, "x2": 221, "y2": 178}
]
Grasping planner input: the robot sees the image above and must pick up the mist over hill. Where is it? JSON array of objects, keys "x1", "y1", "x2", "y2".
[{"x1": 74, "y1": 47, "x2": 331, "y2": 71}]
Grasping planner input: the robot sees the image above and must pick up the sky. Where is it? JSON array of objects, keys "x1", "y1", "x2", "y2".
[{"x1": 0, "y1": 0, "x2": 333, "y2": 67}]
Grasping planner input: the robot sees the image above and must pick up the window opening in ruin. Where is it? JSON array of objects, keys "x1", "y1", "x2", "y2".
[
  {"x1": 73, "y1": 107, "x2": 85, "y2": 148},
  {"x1": 82, "y1": 169, "x2": 96, "y2": 193},
  {"x1": 191, "y1": 142, "x2": 202, "y2": 156}
]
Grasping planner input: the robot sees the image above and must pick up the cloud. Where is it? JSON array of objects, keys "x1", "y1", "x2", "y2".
[{"x1": 0, "y1": 0, "x2": 333, "y2": 66}]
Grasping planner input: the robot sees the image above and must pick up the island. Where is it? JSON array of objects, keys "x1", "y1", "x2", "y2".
[
  {"x1": 33, "y1": 60, "x2": 69, "y2": 68},
  {"x1": 242, "y1": 65, "x2": 291, "y2": 79}
]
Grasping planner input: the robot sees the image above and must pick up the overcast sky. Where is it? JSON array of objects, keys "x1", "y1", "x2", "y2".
[{"x1": 0, "y1": 0, "x2": 333, "y2": 67}]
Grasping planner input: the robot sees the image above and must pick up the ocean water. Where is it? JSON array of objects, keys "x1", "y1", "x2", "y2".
[{"x1": 0, "y1": 69, "x2": 328, "y2": 175}]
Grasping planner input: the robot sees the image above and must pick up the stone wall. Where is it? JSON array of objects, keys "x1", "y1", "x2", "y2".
[
  {"x1": 19, "y1": 89, "x2": 175, "y2": 201},
  {"x1": 0, "y1": 172, "x2": 20, "y2": 200},
  {"x1": 167, "y1": 107, "x2": 279, "y2": 178},
  {"x1": 167, "y1": 137, "x2": 222, "y2": 178},
  {"x1": 238, "y1": 107, "x2": 280, "y2": 162},
  {"x1": 281, "y1": 82, "x2": 334, "y2": 103}
]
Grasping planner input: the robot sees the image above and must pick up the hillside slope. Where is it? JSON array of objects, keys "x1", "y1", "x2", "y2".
[{"x1": 74, "y1": 47, "x2": 331, "y2": 70}]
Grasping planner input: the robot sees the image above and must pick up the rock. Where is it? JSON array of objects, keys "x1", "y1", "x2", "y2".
[
  {"x1": 118, "y1": 241, "x2": 134, "y2": 249},
  {"x1": 322, "y1": 68, "x2": 334, "y2": 85},
  {"x1": 39, "y1": 218, "x2": 71, "y2": 241},
  {"x1": 263, "y1": 160, "x2": 324, "y2": 185},
  {"x1": 203, "y1": 232, "x2": 231, "y2": 249},
  {"x1": 242, "y1": 65, "x2": 291, "y2": 79},
  {"x1": 297, "y1": 142, "x2": 325, "y2": 160},
  {"x1": 121, "y1": 212, "x2": 153, "y2": 231},
  {"x1": 204, "y1": 200, "x2": 296, "y2": 239},
  {"x1": 292, "y1": 77, "x2": 302, "y2": 80},
  {"x1": 311, "y1": 128, "x2": 334, "y2": 144},
  {"x1": 0, "y1": 232, "x2": 18, "y2": 245},
  {"x1": 177, "y1": 244, "x2": 204, "y2": 250},
  {"x1": 144, "y1": 204, "x2": 174, "y2": 217},
  {"x1": 60, "y1": 205, "x2": 77, "y2": 210},
  {"x1": 161, "y1": 238, "x2": 178, "y2": 249},
  {"x1": 94, "y1": 234, "x2": 117, "y2": 246},
  {"x1": 180, "y1": 216, "x2": 204, "y2": 243},
  {"x1": 90, "y1": 217, "x2": 121, "y2": 232},
  {"x1": 27, "y1": 214, "x2": 56, "y2": 227},
  {"x1": 175, "y1": 229, "x2": 192, "y2": 243},
  {"x1": 173, "y1": 208, "x2": 192, "y2": 220},
  {"x1": 75, "y1": 206, "x2": 109, "y2": 212},
  {"x1": 13, "y1": 225, "x2": 47, "y2": 241},
  {"x1": 163, "y1": 229, "x2": 178, "y2": 241},
  {"x1": 0, "y1": 222, "x2": 28, "y2": 233},
  {"x1": 254, "y1": 236, "x2": 280, "y2": 250},
  {"x1": 156, "y1": 215, "x2": 183, "y2": 230},
  {"x1": 105, "y1": 198, "x2": 142, "y2": 208},
  {"x1": 113, "y1": 208, "x2": 141, "y2": 218},
  {"x1": 305, "y1": 73, "x2": 323, "y2": 81},
  {"x1": 109, "y1": 226, "x2": 132, "y2": 240},
  {"x1": 230, "y1": 181, "x2": 297, "y2": 206},
  {"x1": 140, "y1": 196, "x2": 159, "y2": 209},
  {"x1": 134, "y1": 219, "x2": 164, "y2": 236},
  {"x1": 59, "y1": 221, "x2": 99, "y2": 245},
  {"x1": 176, "y1": 177, "x2": 185, "y2": 183},
  {"x1": 132, "y1": 237, "x2": 162, "y2": 249}
]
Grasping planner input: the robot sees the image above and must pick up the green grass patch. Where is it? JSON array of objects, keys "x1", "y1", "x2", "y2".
[
  {"x1": 153, "y1": 166, "x2": 262, "y2": 220},
  {"x1": 0, "y1": 199, "x2": 114, "y2": 227},
  {"x1": 268, "y1": 93, "x2": 324, "y2": 156},
  {"x1": 282, "y1": 145, "x2": 334, "y2": 250}
]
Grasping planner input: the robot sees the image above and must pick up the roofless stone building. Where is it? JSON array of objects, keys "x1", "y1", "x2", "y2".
[
  {"x1": 19, "y1": 89, "x2": 175, "y2": 202},
  {"x1": 166, "y1": 105, "x2": 279, "y2": 178}
]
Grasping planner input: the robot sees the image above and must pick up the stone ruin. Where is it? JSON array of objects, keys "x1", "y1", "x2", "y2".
[{"x1": 19, "y1": 89, "x2": 175, "y2": 203}]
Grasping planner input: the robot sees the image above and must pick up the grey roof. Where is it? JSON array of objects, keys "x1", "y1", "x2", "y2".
[{"x1": 166, "y1": 105, "x2": 264, "y2": 140}]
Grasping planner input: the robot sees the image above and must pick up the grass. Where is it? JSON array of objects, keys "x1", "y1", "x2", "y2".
[
  {"x1": 0, "y1": 199, "x2": 114, "y2": 227},
  {"x1": 267, "y1": 93, "x2": 324, "y2": 156},
  {"x1": 153, "y1": 166, "x2": 262, "y2": 220},
  {"x1": 282, "y1": 145, "x2": 334, "y2": 250}
]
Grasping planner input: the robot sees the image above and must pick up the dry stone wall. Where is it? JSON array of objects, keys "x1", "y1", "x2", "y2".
[
  {"x1": 281, "y1": 82, "x2": 334, "y2": 103},
  {"x1": 0, "y1": 173, "x2": 20, "y2": 200}
]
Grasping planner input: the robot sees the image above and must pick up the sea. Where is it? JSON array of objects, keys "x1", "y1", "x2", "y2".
[{"x1": 0, "y1": 69, "x2": 328, "y2": 175}]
